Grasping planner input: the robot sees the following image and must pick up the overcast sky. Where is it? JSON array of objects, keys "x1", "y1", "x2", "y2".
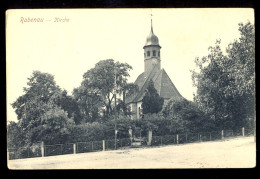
[{"x1": 6, "y1": 9, "x2": 254, "y2": 122}]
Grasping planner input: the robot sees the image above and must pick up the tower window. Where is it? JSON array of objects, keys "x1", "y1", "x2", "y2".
[
  {"x1": 153, "y1": 50, "x2": 156, "y2": 56},
  {"x1": 158, "y1": 51, "x2": 160, "y2": 57},
  {"x1": 147, "y1": 51, "x2": 150, "y2": 57}
]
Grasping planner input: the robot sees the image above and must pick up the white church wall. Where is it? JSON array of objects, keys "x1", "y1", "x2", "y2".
[
  {"x1": 130, "y1": 103, "x2": 137, "y2": 120},
  {"x1": 137, "y1": 101, "x2": 143, "y2": 120}
]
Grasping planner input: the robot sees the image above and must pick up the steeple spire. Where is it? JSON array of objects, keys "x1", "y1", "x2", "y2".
[
  {"x1": 150, "y1": 10, "x2": 153, "y2": 33},
  {"x1": 144, "y1": 10, "x2": 160, "y2": 48}
]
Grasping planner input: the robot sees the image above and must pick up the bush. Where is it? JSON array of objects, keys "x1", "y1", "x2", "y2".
[
  {"x1": 68, "y1": 122, "x2": 107, "y2": 142},
  {"x1": 68, "y1": 115, "x2": 134, "y2": 143}
]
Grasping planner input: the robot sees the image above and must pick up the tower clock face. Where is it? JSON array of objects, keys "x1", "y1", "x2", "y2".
[{"x1": 152, "y1": 58, "x2": 158, "y2": 65}]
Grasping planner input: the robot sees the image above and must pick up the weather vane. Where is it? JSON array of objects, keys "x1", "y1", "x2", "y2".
[
  {"x1": 150, "y1": 9, "x2": 153, "y2": 21},
  {"x1": 149, "y1": 9, "x2": 153, "y2": 31}
]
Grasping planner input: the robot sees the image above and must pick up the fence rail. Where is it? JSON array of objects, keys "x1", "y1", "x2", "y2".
[{"x1": 8, "y1": 127, "x2": 254, "y2": 160}]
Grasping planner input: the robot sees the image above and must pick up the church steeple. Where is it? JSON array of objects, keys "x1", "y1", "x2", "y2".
[
  {"x1": 151, "y1": 18, "x2": 153, "y2": 33},
  {"x1": 143, "y1": 16, "x2": 161, "y2": 75},
  {"x1": 144, "y1": 18, "x2": 160, "y2": 48}
]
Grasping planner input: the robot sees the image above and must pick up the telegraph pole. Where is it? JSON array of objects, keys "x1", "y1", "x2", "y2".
[{"x1": 114, "y1": 68, "x2": 117, "y2": 150}]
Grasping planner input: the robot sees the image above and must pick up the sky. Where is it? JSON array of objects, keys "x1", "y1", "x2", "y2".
[{"x1": 6, "y1": 9, "x2": 254, "y2": 123}]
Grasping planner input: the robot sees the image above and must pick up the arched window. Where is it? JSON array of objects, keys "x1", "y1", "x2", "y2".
[
  {"x1": 153, "y1": 50, "x2": 156, "y2": 56},
  {"x1": 147, "y1": 51, "x2": 150, "y2": 57},
  {"x1": 158, "y1": 51, "x2": 160, "y2": 57}
]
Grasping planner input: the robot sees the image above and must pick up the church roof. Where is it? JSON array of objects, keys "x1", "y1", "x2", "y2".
[{"x1": 126, "y1": 66, "x2": 183, "y2": 104}]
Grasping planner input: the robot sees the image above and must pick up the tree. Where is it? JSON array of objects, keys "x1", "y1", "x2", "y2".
[
  {"x1": 120, "y1": 83, "x2": 139, "y2": 116},
  {"x1": 163, "y1": 98, "x2": 213, "y2": 133},
  {"x1": 11, "y1": 71, "x2": 74, "y2": 145},
  {"x1": 142, "y1": 80, "x2": 164, "y2": 115},
  {"x1": 226, "y1": 22, "x2": 255, "y2": 96},
  {"x1": 77, "y1": 59, "x2": 136, "y2": 119},
  {"x1": 12, "y1": 71, "x2": 61, "y2": 122},
  {"x1": 50, "y1": 90, "x2": 82, "y2": 124},
  {"x1": 7, "y1": 121, "x2": 26, "y2": 148},
  {"x1": 191, "y1": 22, "x2": 255, "y2": 130},
  {"x1": 73, "y1": 80, "x2": 102, "y2": 123}
]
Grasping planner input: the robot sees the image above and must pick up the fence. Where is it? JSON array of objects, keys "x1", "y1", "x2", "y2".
[
  {"x1": 44, "y1": 143, "x2": 75, "y2": 156},
  {"x1": 8, "y1": 127, "x2": 254, "y2": 160},
  {"x1": 8, "y1": 146, "x2": 42, "y2": 160}
]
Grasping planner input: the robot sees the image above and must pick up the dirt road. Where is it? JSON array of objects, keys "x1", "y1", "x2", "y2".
[{"x1": 8, "y1": 136, "x2": 255, "y2": 169}]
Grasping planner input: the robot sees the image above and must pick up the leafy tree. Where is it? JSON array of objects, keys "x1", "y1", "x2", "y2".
[
  {"x1": 162, "y1": 97, "x2": 211, "y2": 133},
  {"x1": 12, "y1": 71, "x2": 61, "y2": 122},
  {"x1": 73, "y1": 80, "x2": 103, "y2": 123},
  {"x1": 120, "y1": 83, "x2": 139, "y2": 116},
  {"x1": 191, "y1": 22, "x2": 255, "y2": 130},
  {"x1": 28, "y1": 105, "x2": 73, "y2": 145},
  {"x1": 11, "y1": 71, "x2": 74, "y2": 145},
  {"x1": 7, "y1": 121, "x2": 25, "y2": 148},
  {"x1": 77, "y1": 59, "x2": 136, "y2": 119},
  {"x1": 50, "y1": 90, "x2": 82, "y2": 124},
  {"x1": 142, "y1": 80, "x2": 164, "y2": 115},
  {"x1": 226, "y1": 22, "x2": 255, "y2": 96}
]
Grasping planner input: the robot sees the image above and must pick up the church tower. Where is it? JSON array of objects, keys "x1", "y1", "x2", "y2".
[
  {"x1": 143, "y1": 19, "x2": 161, "y2": 75},
  {"x1": 126, "y1": 16, "x2": 184, "y2": 120}
]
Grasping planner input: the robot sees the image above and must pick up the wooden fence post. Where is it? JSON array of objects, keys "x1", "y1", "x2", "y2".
[
  {"x1": 73, "y1": 144, "x2": 76, "y2": 154},
  {"x1": 92, "y1": 142, "x2": 94, "y2": 151},
  {"x1": 242, "y1": 127, "x2": 245, "y2": 137},
  {"x1": 60, "y1": 145, "x2": 63, "y2": 155},
  {"x1": 41, "y1": 141, "x2": 44, "y2": 157},
  {"x1": 161, "y1": 136, "x2": 163, "y2": 145},
  {"x1": 103, "y1": 140, "x2": 105, "y2": 151},
  {"x1": 147, "y1": 130, "x2": 152, "y2": 146},
  {"x1": 209, "y1": 133, "x2": 211, "y2": 141},
  {"x1": 221, "y1": 130, "x2": 224, "y2": 140},
  {"x1": 185, "y1": 133, "x2": 187, "y2": 142},
  {"x1": 176, "y1": 134, "x2": 179, "y2": 144}
]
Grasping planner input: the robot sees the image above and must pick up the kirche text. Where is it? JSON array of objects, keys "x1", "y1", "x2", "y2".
[{"x1": 54, "y1": 17, "x2": 70, "y2": 22}]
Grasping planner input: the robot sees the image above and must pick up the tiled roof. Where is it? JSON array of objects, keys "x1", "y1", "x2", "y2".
[{"x1": 126, "y1": 67, "x2": 183, "y2": 104}]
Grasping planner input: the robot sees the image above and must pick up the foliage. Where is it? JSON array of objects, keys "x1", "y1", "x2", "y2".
[
  {"x1": 12, "y1": 71, "x2": 61, "y2": 121},
  {"x1": 141, "y1": 113, "x2": 169, "y2": 136},
  {"x1": 50, "y1": 90, "x2": 82, "y2": 124},
  {"x1": 11, "y1": 71, "x2": 76, "y2": 146},
  {"x1": 191, "y1": 22, "x2": 255, "y2": 130},
  {"x1": 35, "y1": 106, "x2": 72, "y2": 145},
  {"x1": 75, "y1": 59, "x2": 137, "y2": 120},
  {"x1": 68, "y1": 116, "x2": 134, "y2": 142},
  {"x1": 162, "y1": 97, "x2": 213, "y2": 133},
  {"x1": 7, "y1": 121, "x2": 26, "y2": 149},
  {"x1": 226, "y1": 22, "x2": 255, "y2": 96},
  {"x1": 142, "y1": 80, "x2": 164, "y2": 114},
  {"x1": 73, "y1": 80, "x2": 102, "y2": 123},
  {"x1": 122, "y1": 83, "x2": 139, "y2": 99},
  {"x1": 68, "y1": 122, "x2": 107, "y2": 143}
]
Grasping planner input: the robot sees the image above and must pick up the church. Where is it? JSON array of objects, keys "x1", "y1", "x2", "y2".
[{"x1": 126, "y1": 20, "x2": 184, "y2": 120}]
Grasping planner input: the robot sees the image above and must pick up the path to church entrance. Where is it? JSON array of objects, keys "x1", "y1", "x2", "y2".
[{"x1": 8, "y1": 136, "x2": 255, "y2": 169}]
